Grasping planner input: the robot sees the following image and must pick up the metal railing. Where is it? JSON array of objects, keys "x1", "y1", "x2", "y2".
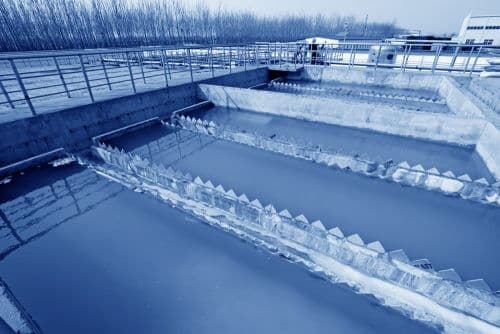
[{"x1": 0, "y1": 42, "x2": 498, "y2": 117}]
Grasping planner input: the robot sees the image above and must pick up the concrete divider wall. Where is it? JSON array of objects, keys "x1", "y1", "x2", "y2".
[
  {"x1": 172, "y1": 115, "x2": 500, "y2": 205},
  {"x1": 477, "y1": 123, "x2": 500, "y2": 181},
  {"x1": 0, "y1": 68, "x2": 268, "y2": 167},
  {"x1": 439, "y1": 77, "x2": 485, "y2": 118},
  {"x1": 287, "y1": 66, "x2": 444, "y2": 93},
  {"x1": 198, "y1": 84, "x2": 487, "y2": 146},
  {"x1": 92, "y1": 143, "x2": 500, "y2": 331}
]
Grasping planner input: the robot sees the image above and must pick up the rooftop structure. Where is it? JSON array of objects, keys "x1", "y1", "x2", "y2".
[{"x1": 457, "y1": 14, "x2": 500, "y2": 46}]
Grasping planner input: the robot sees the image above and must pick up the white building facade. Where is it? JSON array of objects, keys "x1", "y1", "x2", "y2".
[{"x1": 457, "y1": 15, "x2": 500, "y2": 46}]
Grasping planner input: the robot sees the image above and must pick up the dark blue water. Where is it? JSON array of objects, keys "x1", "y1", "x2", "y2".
[
  {"x1": 0, "y1": 164, "x2": 437, "y2": 333},
  {"x1": 187, "y1": 107, "x2": 493, "y2": 182},
  {"x1": 108, "y1": 127, "x2": 500, "y2": 289}
]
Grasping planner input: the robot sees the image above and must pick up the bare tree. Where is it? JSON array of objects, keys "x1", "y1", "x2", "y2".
[{"x1": 0, "y1": 0, "x2": 403, "y2": 51}]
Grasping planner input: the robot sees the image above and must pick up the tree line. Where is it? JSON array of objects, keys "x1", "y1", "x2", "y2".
[{"x1": 0, "y1": 0, "x2": 403, "y2": 51}]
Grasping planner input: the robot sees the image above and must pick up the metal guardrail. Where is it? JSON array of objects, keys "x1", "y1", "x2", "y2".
[{"x1": 0, "y1": 42, "x2": 498, "y2": 116}]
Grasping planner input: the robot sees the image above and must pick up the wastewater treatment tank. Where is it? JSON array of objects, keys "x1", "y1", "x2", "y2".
[{"x1": 0, "y1": 64, "x2": 499, "y2": 334}]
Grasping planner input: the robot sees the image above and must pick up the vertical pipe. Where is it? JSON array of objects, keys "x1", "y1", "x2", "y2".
[
  {"x1": 469, "y1": 45, "x2": 483, "y2": 77},
  {"x1": 449, "y1": 45, "x2": 460, "y2": 70},
  {"x1": 295, "y1": 44, "x2": 298, "y2": 69},
  {"x1": 78, "y1": 55, "x2": 94, "y2": 102},
  {"x1": 348, "y1": 44, "x2": 355, "y2": 68},
  {"x1": 267, "y1": 44, "x2": 271, "y2": 65},
  {"x1": 400, "y1": 45, "x2": 408, "y2": 71},
  {"x1": 160, "y1": 49, "x2": 169, "y2": 88},
  {"x1": 431, "y1": 45, "x2": 442, "y2": 74},
  {"x1": 463, "y1": 46, "x2": 475, "y2": 73},
  {"x1": 53, "y1": 57, "x2": 70, "y2": 98},
  {"x1": 9, "y1": 59, "x2": 35, "y2": 115},
  {"x1": 125, "y1": 52, "x2": 136, "y2": 93},
  {"x1": 279, "y1": 43, "x2": 283, "y2": 68},
  {"x1": 165, "y1": 50, "x2": 172, "y2": 79},
  {"x1": 244, "y1": 45, "x2": 247, "y2": 70},
  {"x1": 403, "y1": 44, "x2": 412, "y2": 72},
  {"x1": 374, "y1": 45, "x2": 382, "y2": 70},
  {"x1": 210, "y1": 47, "x2": 215, "y2": 77},
  {"x1": 139, "y1": 52, "x2": 146, "y2": 84},
  {"x1": 187, "y1": 48, "x2": 194, "y2": 82},
  {"x1": 99, "y1": 54, "x2": 112, "y2": 90},
  {"x1": 0, "y1": 77, "x2": 15, "y2": 109}
]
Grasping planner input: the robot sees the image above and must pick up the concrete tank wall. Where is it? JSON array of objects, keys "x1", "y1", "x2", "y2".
[
  {"x1": 198, "y1": 84, "x2": 487, "y2": 146},
  {"x1": 476, "y1": 123, "x2": 500, "y2": 181},
  {"x1": 287, "y1": 66, "x2": 444, "y2": 93},
  {"x1": 0, "y1": 68, "x2": 269, "y2": 167}
]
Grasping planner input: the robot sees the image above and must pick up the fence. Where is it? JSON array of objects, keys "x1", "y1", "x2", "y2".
[{"x1": 0, "y1": 42, "x2": 498, "y2": 116}]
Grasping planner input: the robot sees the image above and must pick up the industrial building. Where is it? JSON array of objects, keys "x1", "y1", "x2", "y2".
[{"x1": 457, "y1": 14, "x2": 500, "y2": 46}]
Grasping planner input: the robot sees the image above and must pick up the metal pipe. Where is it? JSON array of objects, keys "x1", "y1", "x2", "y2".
[
  {"x1": 431, "y1": 45, "x2": 442, "y2": 74},
  {"x1": 160, "y1": 49, "x2": 169, "y2": 88},
  {"x1": 53, "y1": 57, "x2": 71, "y2": 98},
  {"x1": 187, "y1": 48, "x2": 194, "y2": 82},
  {"x1": 244, "y1": 45, "x2": 247, "y2": 70},
  {"x1": 449, "y1": 45, "x2": 460, "y2": 69},
  {"x1": 9, "y1": 59, "x2": 35, "y2": 115},
  {"x1": 463, "y1": 46, "x2": 475, "y2": 73},
  {"x1": 78, "y1": 54, "x2": 94, "y2": 102},
  {"x1": 125, "y1": 52, "x2": 136, "y2": 93},
  {"x1": 138, "y1": 52, "x2": 146, "y2": 84},
  {"x1": 374, "y1": 45, "x2": 382, "y2": 70},
  {"x1": 210, "y1": 47, "x2": 214, "y2": 77},
  {"x1": 99, "y1": 54, "x2": 112, "y2": 90},
  {"x1": 469, "y1": 45, "x2": 483, "y2": 77},
  {"x1": 0, "y1": 78, "x2": 14, "y2": 109}
]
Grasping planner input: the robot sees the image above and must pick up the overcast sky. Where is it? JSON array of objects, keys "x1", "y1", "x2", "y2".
[{"x1": 198, "y1": 0, "x2": 500, "y2": 35}]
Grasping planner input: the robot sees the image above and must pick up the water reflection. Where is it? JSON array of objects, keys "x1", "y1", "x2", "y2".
[{"x1": 0, "y1": 164, "x2": 124, "y2": 259}]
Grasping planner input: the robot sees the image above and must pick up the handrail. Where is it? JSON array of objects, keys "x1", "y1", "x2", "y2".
[{"x1": 0, "y1": 42, "x2": 497, "y2": 119}]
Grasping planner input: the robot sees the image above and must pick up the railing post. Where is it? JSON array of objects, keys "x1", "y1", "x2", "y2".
[
  {"x1": 463, "y1": 46, "x2": 475, "y2": 73},
  {"x1": 164, "y1": 50, "x2": 172, "y2": 79},
  {"x1": 99, "y1": 54, "x2": 112, "y2": 90},
  {"x1": 279, "y1": 43, "x2": 282, "y2": 68},
  {"x1": 125, "y1": 52, "x2": 137, "y2": 93},
  {"x1": 293, "y1": 44, "x2": 299, "y2": 69},
  {"x1": 138, "y1": 52, "x2": 146, "y2": 84},
  {"x1": 267, "y1": 44, "x2": 271, "y2": 65},
  {"x1": 160, "y1": 49, "x2": 169, "y2": 88},
  {"x1": 244, "y1": 45, "x2": 247, "y2": 70},
  {"x1": 229, "y1": 46, "x2": 232, "y2": 73},
  {"x1": 53, "y1": 57, "x2": 70, "y2": 98},
  {"x1": 210, "y1": 47, "x2": 215, "y2": 77},
  {"x1": 348, "y1": 44, "x2": 355, "y2": 68},
  {"x1": 254, "y1": 44, "x2": 258, "y2": 65},
  {"x1": 9, "y1": 59, "x2": 35, "y2": 115},
  {"x1": 403, "y1": 44, "x2": 412, "y2": 72},
  {"x1": 187, "y1": 48, "x2": 194, "y2": 82},
  {"x1": 400, "y1": 45, "x2": 408, "y2": 71},
  {"x1": 449, "y1": 45, "x2": 460, "y2": 70},
  {"x1": 469, "y1": 45, "x2": 483, "y2": 77},
  {"x1": 374, "y1": 45, "x2": 382, "y2": 70},
  {"x1": 431, "y1": 45, "x2": 442, "y2": 74},
  {"x1": 0, "y1": 77, "x2": 14, "y2": 109},
  {"x1": 78, "y1": 54, "x2": 94, "y2": 102}
]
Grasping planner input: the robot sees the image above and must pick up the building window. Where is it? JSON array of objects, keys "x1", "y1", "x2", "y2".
[
  {"x1": 485, "y1": 26, "x2": 500, "y2": 30},
  {"x1": 465, "y1": 39, "x2": 475, "y2": 45},
  {"x1": 466, "y1": 26, "x2": 485, "y2": 30},
  {"x1": 483, "y1": 39, "x2": 494, "y2": 45}
]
